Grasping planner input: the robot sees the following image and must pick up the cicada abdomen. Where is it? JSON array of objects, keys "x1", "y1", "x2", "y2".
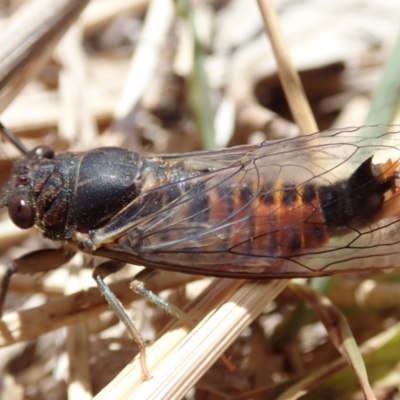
[
  {"x1": 95, "y1": 126, "x2": 400, "y2": 278},
  {"x1": 242, "y1": 156, "x2": 399, "y2": 257}
]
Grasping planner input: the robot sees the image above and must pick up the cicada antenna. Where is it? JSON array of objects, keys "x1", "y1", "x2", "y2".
[{"x1": 0, "y1": 121, "x2": 29, "y2": 154}]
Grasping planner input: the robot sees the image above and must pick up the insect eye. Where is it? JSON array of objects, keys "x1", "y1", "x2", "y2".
[
  {"x1": 29, "y1": 145, "x2": 54, "y2": 159},
  {"x1": 8, "y1": 195, "x2": 34, "y2": 229}
]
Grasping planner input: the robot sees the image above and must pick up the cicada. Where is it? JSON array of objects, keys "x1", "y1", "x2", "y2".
[{"x1": 1, "y1": 123, "x2": 400, "y2": 378}]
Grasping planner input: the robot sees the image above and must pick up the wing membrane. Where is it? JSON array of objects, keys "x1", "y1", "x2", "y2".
[{"x1": 92, "y1": 126, "x2": 400, "y2": 278}]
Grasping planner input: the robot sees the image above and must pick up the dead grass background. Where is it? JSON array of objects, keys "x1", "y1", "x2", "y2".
[{"x1": 0, "y1": 1, "x2": 400, "y2": 399}]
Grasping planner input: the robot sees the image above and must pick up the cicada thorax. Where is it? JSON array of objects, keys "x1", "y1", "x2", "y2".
[
  {"x1": 223, "y1": 156, "x2": 400, "y2": 258},
  {"x1": 1, "y1": 146, "x2": 145, "y2": 242}
]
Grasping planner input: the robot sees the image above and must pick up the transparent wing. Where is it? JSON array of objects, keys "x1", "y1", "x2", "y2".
[{"x1": 91, "y1": 126, "x2": 400, "y2": 278}]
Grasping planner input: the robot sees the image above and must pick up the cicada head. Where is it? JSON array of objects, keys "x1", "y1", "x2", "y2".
[{"x1": 1, "y1": 145, "x2": 56, "y2": 232}]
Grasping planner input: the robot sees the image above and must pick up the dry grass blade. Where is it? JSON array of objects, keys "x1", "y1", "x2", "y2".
[
  {"x1": 0, "y1": 220, "x2": 32, "y2": 251},
  {"x1": 0, "y1": 0, "x2": 89, "y2": 111},
  {"x1": 290, "y1": 282, "x2": 377, "y2": 400},
  {"x1": 82, "y1": 0, "x2": 149, "y2": 36},
  {"x1": 0, "y1": 280, "x2": 131, "y2": 347},
  {"x1": 111, "y1": 0, "x2": 175, "y2": 134},
  {"x1": 0, "y1": 273, "x2": 198, "y2": 347},
  {"x1": 96, "y1": 279, "x2": 289, "y2": 399},
  {"x1": 64, "y1": 263, "x2": 92, "y2": 400},
  {"x1": 56, "y1": 21, "x2": 98, "y2": 147},
  {"x1": 256, "y1": 0, "x2": 318, "y2": 134},
  {"x1": 276, "y1": 321, "x2": 400, "y2": 400}
]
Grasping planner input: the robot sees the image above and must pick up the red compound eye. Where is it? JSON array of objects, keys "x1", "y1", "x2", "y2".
[
  {"x1": 8, "y1": 195, "x2": 34, "y2": 229},
  {"x1": 18, "y1": 177, "x2": 28, "y2": 185},
  {"x1": 30, "y1": 145, "x2": 54, "y2": 159}
]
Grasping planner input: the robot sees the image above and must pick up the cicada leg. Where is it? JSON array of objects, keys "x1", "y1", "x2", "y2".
[
  {"x1": 131, "y1": 269, "x2": 237, "y2": 373},
  {"x1": 92, "y1": 260, "x2": 152, "y2": 380},
  {"x1": 0, "y1": 248, "x2": 75, "y2": 317},
  {"x1": 130, "y1": 268, "x2": 196, "y2": 328}
]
